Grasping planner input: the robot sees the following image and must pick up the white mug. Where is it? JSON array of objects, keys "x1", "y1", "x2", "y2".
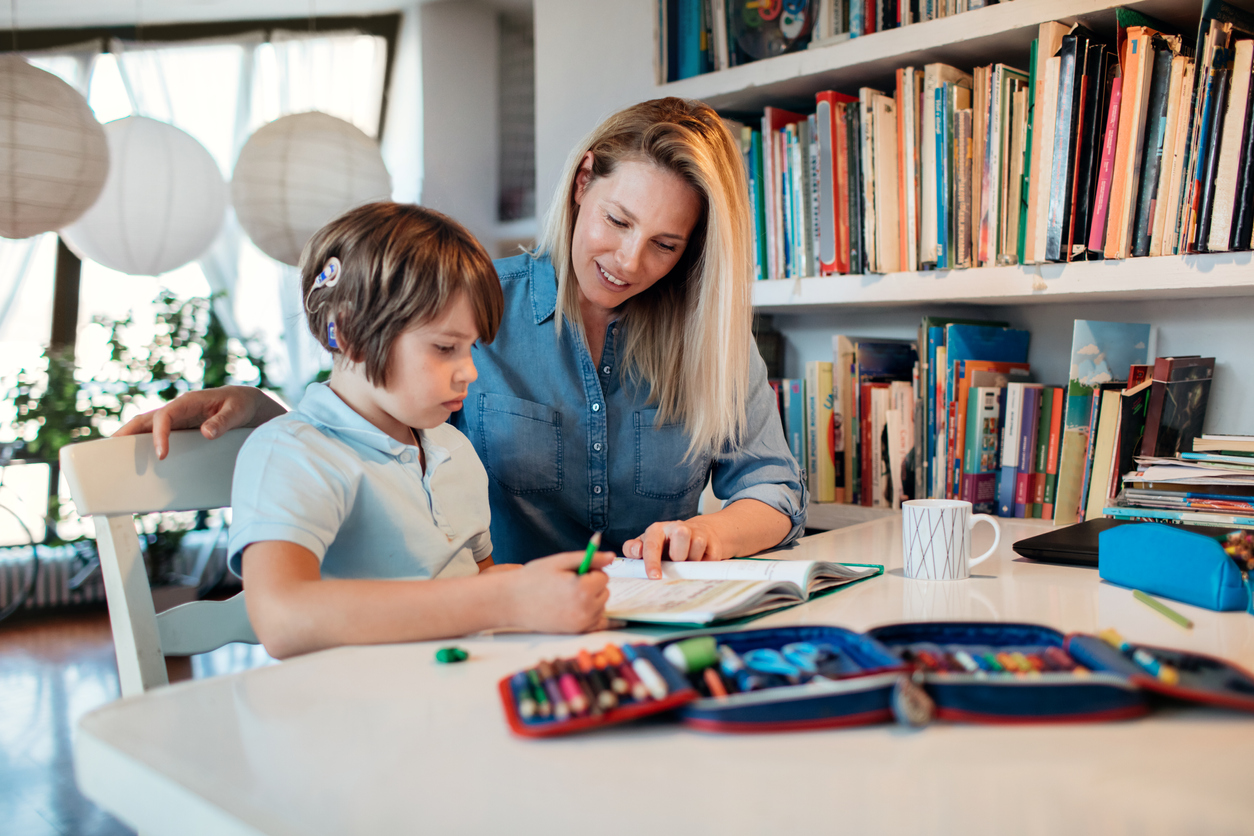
[{"x1": 901, "y1": 499, "x2": 1001, "y2": 581}]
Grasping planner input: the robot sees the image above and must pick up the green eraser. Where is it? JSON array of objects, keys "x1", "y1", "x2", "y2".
[{"x1": 435, "y1": 646, "x2": 469, "y2": 664}]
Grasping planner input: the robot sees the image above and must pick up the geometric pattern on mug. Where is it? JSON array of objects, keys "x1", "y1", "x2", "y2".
[{"x1": 904, "y1": 506, "x2": 968, "y2": 580}]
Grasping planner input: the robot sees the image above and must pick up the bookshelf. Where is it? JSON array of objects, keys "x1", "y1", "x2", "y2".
[
  {"x1": 752, "y1": 251, "x2": 1254, "y2": 312},
  {"x1": 534, "y1": 0, "x2": 1254, "y2": 524}
]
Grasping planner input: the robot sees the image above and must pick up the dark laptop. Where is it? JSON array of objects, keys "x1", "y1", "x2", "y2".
[{"x1": 1012, "y1": 518, "x2": 1221, "y2": 567}]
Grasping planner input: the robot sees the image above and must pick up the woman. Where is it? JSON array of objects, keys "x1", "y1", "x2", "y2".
[{"x1": 118, "y1": 98, "x2": 807, "y2": 579}]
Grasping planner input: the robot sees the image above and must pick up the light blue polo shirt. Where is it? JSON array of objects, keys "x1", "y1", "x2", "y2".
[{"x1": 228, "y1": 383, "x2": 492, "y2": 581}]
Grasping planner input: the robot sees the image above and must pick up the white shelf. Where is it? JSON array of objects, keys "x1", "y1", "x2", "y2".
[
  {"x1": 661, "y1": 0, "x2": 1207, "y2": 113},
  {"x1": 752, "y1": 251, "x2": 1254, "y2": 312},
  {"x1": 805, "y1": 501, "x2": 896, "y2": 531}
]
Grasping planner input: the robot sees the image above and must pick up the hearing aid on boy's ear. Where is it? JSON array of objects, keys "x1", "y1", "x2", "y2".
[
  {"x1": 327, "y1": 319, "x2": 338, "y2": 349},
  {"x1": 314, "y1": 257, "x2": 342, "y2": 289}
]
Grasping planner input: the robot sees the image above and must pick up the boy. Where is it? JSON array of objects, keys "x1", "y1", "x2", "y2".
[{"x1": 229, "y1": 203, "x2": 610, "y2": 658}]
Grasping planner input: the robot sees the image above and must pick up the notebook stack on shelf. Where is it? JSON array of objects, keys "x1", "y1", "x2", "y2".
[{"x1": 1108, "y1": 435, "x2": 1254, "y2": 530}]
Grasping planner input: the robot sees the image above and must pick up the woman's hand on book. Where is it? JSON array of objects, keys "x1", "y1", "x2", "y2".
[
  {"x1": 114, "y1": 385, "x2": 287, "y2": 459},
  {"x1": 622, "y1": 518, "x2": 728, "y2": 580},
  {"x1": 506, "y1": 551, "x2": 613, "y2": 633}
]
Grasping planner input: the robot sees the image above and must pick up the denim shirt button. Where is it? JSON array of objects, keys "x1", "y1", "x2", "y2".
[
  {"x1": 592, "y1": 403, "x2": 601, "y2": 412},
  {"x1": 602, "y1": 366, "x2": 611, "y2": 375},
  {"x1": 594, "y1": 485, "x2": 602, "y2": 494},
  {"x1": 593, "y1": 442, "x2": 602, "y2": 452}
]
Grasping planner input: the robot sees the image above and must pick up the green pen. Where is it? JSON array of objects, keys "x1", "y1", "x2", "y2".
[{"x1": 578, "y1": 531, "x2": 603, "y2": 575}]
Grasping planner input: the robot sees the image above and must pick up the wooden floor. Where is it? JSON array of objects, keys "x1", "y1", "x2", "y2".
[{"x1": 0, "y1": 605, "x2": 276, "y2": 835}]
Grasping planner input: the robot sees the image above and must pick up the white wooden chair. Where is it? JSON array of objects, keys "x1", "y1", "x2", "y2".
[{"x1": 60, "y1": 428, "x2": 259, "y2": 698}]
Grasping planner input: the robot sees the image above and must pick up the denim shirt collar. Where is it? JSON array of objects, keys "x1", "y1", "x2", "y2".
[{"x1": 529, "y1": 251, "x2": 558, "y2": 325}]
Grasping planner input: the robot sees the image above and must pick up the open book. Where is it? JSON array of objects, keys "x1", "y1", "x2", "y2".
[{"x1": 603, "y1": 558, "x2": 882, "y2": 626}]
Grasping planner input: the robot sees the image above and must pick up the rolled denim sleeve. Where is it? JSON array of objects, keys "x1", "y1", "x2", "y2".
[{"x1": 711, "y1": 346, "x2": 809, "y2": 547}]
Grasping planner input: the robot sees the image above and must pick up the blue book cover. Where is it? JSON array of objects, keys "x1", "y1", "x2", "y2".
[
  {"x1": 676, "y1": 0, "x2": 701, "y2": 80},
  {"x1": 783, "y1": 379, "x2": 807, "y2": 479},
  {"x1": 943, "y1": 323, "x2": 1031, "y2": 408},
  {"x1": 926, "y1": 325, "x2": 944, "y2": 496}
]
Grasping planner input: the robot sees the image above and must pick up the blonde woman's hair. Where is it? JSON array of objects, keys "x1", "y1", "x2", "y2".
[
  {"x1": 537, "y1": 97, "x2": 753, "y2": 457},
  {"x1": 301, "y1": 202, "x2": 503, "y2": 387}
]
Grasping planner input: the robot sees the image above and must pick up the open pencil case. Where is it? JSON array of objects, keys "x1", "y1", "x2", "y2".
[{"x1": 498, "y1": 622, "x2": 1254, "y2": 737}]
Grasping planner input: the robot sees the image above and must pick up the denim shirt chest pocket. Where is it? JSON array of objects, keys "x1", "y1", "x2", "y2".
[
  {"x1": 477, "y1": 393, "x2": 562, "y2": 494},
  {"x1": 633, "y1": 409, "x2": 709, "y2": 500}
]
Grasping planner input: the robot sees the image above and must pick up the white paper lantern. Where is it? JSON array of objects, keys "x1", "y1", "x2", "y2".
[
  {"x1": 62, "y1": 116, "x2": 227, "y2": 276},
  {"x1": 0, "y1": 55, "x2": 109, "y2": 239},
  {"x1": 232, "y1": 112, "x2": 392, "y2": 266}
]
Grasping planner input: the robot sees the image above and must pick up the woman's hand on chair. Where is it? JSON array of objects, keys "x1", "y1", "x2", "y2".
[{"x1": 114, "y1": 386, "x2": 287, "y2": 459}]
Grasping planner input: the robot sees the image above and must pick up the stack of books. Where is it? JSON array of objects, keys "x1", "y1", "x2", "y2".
[
  {"x1": 1107, "y1": 436, "x2": 1254, "y2": 530},
  {"x1": 725, "y1": 3, "x2": 1254, "y2": 280}
]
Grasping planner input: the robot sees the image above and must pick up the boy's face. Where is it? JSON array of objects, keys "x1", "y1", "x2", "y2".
[{"x1": 368, "y1": 292, "x2": 481, "y2": 433}]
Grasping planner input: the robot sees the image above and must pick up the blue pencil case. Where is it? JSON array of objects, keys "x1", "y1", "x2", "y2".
[
  {"x1": 1099, "y1": 523, "x2": 1253, "y2": 612},
  {"x1": 498, "y1": 622, "x2": 1254, "y2": 737}
]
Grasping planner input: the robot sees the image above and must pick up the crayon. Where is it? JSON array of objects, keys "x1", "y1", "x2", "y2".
[
  {"x1": 1009, "y1": 652, "x2": 1033, "y2": 673},
  {"x1": 578, "y1": 660, "x2": 618, "y2": 710},
  {"x1": 703, "y1": 666, "x2": 729, "y2": 699},
  {"x1": 622, "y1": 644, "x2": 669, "y2": 700},
  {"x1": 526, "y1": 668, "x2": 552, "y2": 717},
  {"x1": 981, "y1": 653, "x2": 1004, "y2": 672},
  {"x1": 595, "y1": 652, "x2": 630, "y2": 695},
  {"x1": 1023, "y1": 653, "x2": 1045, "y2": 672},
  {"x1": 1133, "y1": 589, "x2": 1194, "y2": 630},
  {"x1": 603, "y1": 643, "x2": 626, "y2": 666},
  {"x1": 996, "y1": 652, "x2": 1020, "y2": 673},
  {"x1": 617, "y1": 659, "x2": 651, "y2": 702},
  {"x1": 570, "y1": 659, "x2": 602, "y2": 714},
  {"x1": 536, "y1": 661, "x2": 570, "y2": 721},
  {"x1": 511, "y1": 672, "x2": 537, "y2": 719}
]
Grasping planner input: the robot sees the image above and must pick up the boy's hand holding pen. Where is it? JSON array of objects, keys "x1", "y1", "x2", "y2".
[{"x1": 506, "y1": 547, "x2": 614, "y2": 634}]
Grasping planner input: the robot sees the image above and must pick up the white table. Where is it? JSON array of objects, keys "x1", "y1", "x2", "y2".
[{"x1": 75, "y1": 517, "x2": 1254, "y2": 835}]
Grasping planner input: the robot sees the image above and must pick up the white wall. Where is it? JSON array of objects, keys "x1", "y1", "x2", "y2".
[
  {"x1": 416, "y1": 0, "x2": 500, "y2": 249},
  {"x1": 531, "y1": 1, "x2": 1254, "y2": 434},
  {"x1": 534, "y1": 0, "x2": 656, "y2": 219},
  {"x1": 382, "y1": 3, "x2": 424, "y2": 204}
]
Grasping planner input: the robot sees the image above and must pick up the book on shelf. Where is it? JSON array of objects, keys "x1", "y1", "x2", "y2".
[
  {"x1": 602, "y1": 557, "x2": 881, "y2": 626},
  {"x1": 781, "y1": 378, "x2": 807, "y2": 483},
  {"x1": 1206, "y1": 38, "x2": 1253, "y2": 251},
  {"x1": 1194, "y1": 434, "x2": 1254, "y2": 453},
  {"x1": 805, "y1": 360, "x2": 836, "y2": 502},
  {"x1": 1053, "y1": 319, "x2": 1153, "y2": 525},
  {"x1": 1140, "y1": 355, "x2": 1216, "y2": 458}
]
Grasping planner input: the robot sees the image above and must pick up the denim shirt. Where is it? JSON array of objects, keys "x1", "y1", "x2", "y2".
[{"x1": 450, "y1": 252, "x2": 807, "y2": 564}]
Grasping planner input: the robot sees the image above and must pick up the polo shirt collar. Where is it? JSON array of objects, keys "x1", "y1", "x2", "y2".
[
  {"x1": 530, "y1": 252, "x2": 558, "y2": 325},
  {"x1": 296, "y1": 382, "x2": 414, "y2": 458}
]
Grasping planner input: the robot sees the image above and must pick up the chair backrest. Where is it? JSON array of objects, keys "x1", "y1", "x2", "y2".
[{"x1": 60, "y1": 428, "x2": 259, "y2": 697}]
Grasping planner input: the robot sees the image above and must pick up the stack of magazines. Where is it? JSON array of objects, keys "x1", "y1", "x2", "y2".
[{"x1": 1106, "y1": 435, "x2": 1254, "y2": 530}]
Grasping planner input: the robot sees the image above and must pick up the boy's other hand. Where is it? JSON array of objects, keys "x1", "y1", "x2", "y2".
[
  {"x1": 114, "y1": 386, "x2": 287, "y2": 459},
  {"x1": 507, "y1": 551, "x2": 613, "y2": 633}
]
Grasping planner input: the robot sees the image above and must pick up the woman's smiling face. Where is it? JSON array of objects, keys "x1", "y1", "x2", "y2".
[{"x1": 570, "y1": 154, "x2": 702, "y2": 319}]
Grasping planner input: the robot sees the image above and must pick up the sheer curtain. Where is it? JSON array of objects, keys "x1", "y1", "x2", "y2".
[{"x1": 99, "y1": 29, "x2": 389, "y2": 403}]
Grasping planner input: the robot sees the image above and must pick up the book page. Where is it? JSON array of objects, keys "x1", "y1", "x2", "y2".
[
  {"x1": 603, "y1": 558, "x2": 815, "y2": 588},
  {"x1": 605, "y1": 578, "x2": 793, "y2": 625}
]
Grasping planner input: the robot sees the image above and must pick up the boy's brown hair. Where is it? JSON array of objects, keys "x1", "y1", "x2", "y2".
[{"x1": 301, "y1": 202, "x2": 503, "y2": 387}]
